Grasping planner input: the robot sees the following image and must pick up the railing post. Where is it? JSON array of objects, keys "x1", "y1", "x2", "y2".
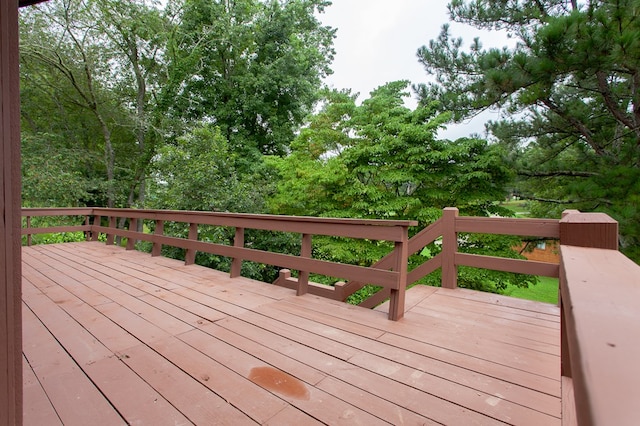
[
  {"x1": 297, "y1": 233, "x2": 312, "y2": 296},
  {"x1": 106, "y1": 216, "x2": 116, "y2": 245},
  {"x1": 91, "y1": 215, "x2": 101, "y2": 241},
  {"x1": 26, "y1": 216, "x2": 32, "y2": 246},
  {"x1": 560, "y1": 210, "x2": 618, "y2": 250},
  {"x1": 388, "y1": 226, "x2": 410, "y2": 321},
  {"x1": 151, "y1": 220, "x2": 163, "y2": 257},
  {"x1": 230, "y1": 227, "x2": 245, "y2": 278},
  {"x1": 441, "y1": 207, "x2": 459, "y2": 289},
  {"x1": 185, "y1": 222, "x2": 198, "y2": 265},
  {"x1": 126, "y1": 218, "x2": 137, "y2": 250},
  {"x1": 84, "y1": 215, "x2": 91, "y2": 242}
]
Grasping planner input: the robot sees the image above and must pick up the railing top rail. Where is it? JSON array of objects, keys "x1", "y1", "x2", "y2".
[
  {"x1": 560, "y1": 245, "x2": 640, "y2": 426},
  {"x1": 22, "y1": 207, "x2": 416, "y2": 227},
  {"x1": 455, "y1": 215, "x2": 560, "y2": 238},
  {"x1": 22, "y1": 207, "x2": 417, "y2": 242},
  {"x1": 22, "y1": 207, "x2": 93, "y2": 216},
  {"x1": 90, "y1": 207, "x2": 418, "y2": 228}
]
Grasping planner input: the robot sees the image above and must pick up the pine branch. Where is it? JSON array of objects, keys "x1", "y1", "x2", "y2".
[{"x1": 519, "y1": 195, "x2": 578, "y2": 204}]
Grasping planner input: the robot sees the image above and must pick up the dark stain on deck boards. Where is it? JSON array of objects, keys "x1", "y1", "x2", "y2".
[{"x1": 248, "y1": 367, "x2": 310, "y2": 400}]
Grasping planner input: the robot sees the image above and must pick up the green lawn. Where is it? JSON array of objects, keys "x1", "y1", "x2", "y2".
[
  {"x1": 502, "y1": 276, "x2": 559, "y2": 304},
  {"x1": 500, "y1": 199, "x2": 530, "y2": 217}
]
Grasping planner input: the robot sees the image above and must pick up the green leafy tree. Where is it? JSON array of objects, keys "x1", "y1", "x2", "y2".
[
  {"x1": 416, "y1": 0, "x2": 640, "y2": 260},
  {"x1": 20, "y1": 0, "x2": 169, "y2": 208},
  {"x1": 268, "y1": 82, "x2": 532, "y2": 293},
  {"x1": 147, "y1": 124, "x2": 296, "y2": 282},
  {"x1": 161, "y1": 0, "x2": 335, "y2": 168},
  {"x1": 147, "y1": 125, "x2": 259, "y2": 212}
]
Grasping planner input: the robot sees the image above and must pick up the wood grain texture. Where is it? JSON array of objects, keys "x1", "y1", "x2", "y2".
[
  {"x1": 22, "y1": 242, "x2": 562, "y2": 425},
  {"x1": 1, "y1": 2, "x2": 23, "y2": 423},
  {"x1": 560, "y1": 245, "x2": 640, "y2": 426}
]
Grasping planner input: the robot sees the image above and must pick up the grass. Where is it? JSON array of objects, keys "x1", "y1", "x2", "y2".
[
  {"x1": 500, "y1": 199, "x2": 530, "y2": 217},
  {"x1": 502, "y1": 276, "x2": 559, "y2": 304}
]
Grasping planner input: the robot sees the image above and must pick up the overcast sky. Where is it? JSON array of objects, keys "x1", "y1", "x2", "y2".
[{"x1": 318, "y1": 1, "x2": 511, "y2": 139}]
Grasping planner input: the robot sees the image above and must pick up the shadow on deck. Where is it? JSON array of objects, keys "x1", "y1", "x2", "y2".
[{"x1": 22, "y1": 242, "x2": 560, "y2": 425}]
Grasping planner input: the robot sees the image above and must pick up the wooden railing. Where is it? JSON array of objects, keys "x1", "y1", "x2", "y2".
[
  {"x1": 557, "y1": 211, "x2": 639, "y2": 426},
  {"x1": 319, "y1": 207, "x2": 561, "y2": 308},
  {"x1": 22, "y1": 207, "x2": 416, "y2": 320},
  {"x1": 21, "y1": 207, "x2": 640, "y2": 423}
]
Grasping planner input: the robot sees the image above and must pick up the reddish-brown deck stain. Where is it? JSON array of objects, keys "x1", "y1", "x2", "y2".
[{"x1": 248, "y1": 367, "x2": 310, "y2": 400}]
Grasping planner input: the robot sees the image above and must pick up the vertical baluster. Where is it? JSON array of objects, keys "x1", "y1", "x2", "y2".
[
  {"x1": 185, "y1": 222, "x2": 198, "y2": 265},
  {"x1": 152, "y1": 219, "x2": 164, "y2": 257},
  {"x1": 297, "y1": 233, "x2": 312, "y2": 296},
  {"x1": 126, "y1": 217, "x2": 138, "y2": 250},
  {"x1": 230, "y1": 227, "x2": 245, "y2": 278}
]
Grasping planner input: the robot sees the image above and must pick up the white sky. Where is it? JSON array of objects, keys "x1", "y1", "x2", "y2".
[{"x1": 318, "y1": 0, "x2": 512, "y2": 140}]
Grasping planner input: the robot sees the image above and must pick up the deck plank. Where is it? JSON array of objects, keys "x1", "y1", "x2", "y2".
[
  {"x1": 269, "y1": 297, "x2": 560, "y2": 417},
  {"x1": 22, "y1": 355, "x2": 62, "y2": 426},
  {"x1": 22, "y1": 242, "x2": 562, "y2": 425},
  {"x1": 22, "y1": 302, "x2": 126, "y2": 426}
]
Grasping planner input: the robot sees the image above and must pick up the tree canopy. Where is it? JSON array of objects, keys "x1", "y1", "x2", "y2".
[
  {"x1": 416, "y1": 0, "x2": 640, "y2": 260},
  {"x1": 161, "y1": 0, "x2": 335, "y2": 166},
  {"x1": 268, "y1": 82, "x2": 531, "y2": 292}
]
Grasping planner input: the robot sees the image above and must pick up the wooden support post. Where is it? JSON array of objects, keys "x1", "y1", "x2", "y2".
[
  {"x1": 151, "y1": 220, "x2": 163, "y2": 257},
  {"x1": 26, "y1": 216, "x2": 31, "y2": 246},
  {"x1": 441, "y1": 207, "x2": 459, "y2": 289},
  {"x1": 106, "y1": 216, "x2": 117, "y2": 245},
  {"x1": 185, "y1": 222, "x2": 198, "y2": 265},
  {"x1": 126, "y1": 218, "x2": 137, "y2": 250},
  {"x1": 91, "y1": 215, "x2": 101, "y2": 241},
  {"x1": 230, "y1": 227, "x2": 244, "y2": 278},
  {"x1": 84, "y1": 215, "x2": 91, "y2": 241},
  {"x1": 297, "y1": 233, "x2": 312, "y2": 296},
  {"x1": 388, "y1": 227, "x2": 410, "y2": 320},
  {"x1": 0, "y1": 1, "x2": 23, "y2": 422}
]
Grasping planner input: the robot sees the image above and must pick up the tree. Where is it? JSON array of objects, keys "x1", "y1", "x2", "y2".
[
  {"x1": 268, "y1": 82, "x2": 532, "y2": 292},
  {"x1": 21, "y1": 0, "x2": 120, "y2": 206},
  {"x1": 416, "y1": 0, "x2": 640, "y2": 260},
  {"x1": 161, "y1": 0, "x2": 335, "y2": 168},
  {"x1": 147, "y1": 124, "x2": 296, "y2": 282},
  {"x1": 90, "y1": 0, "x2": 169, "y2": 209},
  {"x1": 20, "y1": 0, "x2": 168, "y2": 208}
]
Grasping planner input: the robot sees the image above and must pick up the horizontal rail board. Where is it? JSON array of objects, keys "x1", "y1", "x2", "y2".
[
  {"x1": 456, "y1": 216, "x2": 560, "y2": 238},
  {"x1": 95, "y1": 227, "x2": 400, "y2": 289},
  {"x1": 456, "y1": 253, "x2": 560, "y2": 278},
  {"x1": 408, "y1": 254, "x2": 443, "y2": 285},
  {"x1": 22, "y1": 208, "x2": 93, "y2": 217},
  {"x1": 408, "y1": 220, "x2": 443, "y2": 254},
  {"x1": 92, "y1": 208, "x2": 416, "y2": 241},
  {"x1": 560, "y1": 245, "x2": 640, "y2": 426},
  {"x1": 21, "y1": 225, "x2": 90, "y2": 235}
]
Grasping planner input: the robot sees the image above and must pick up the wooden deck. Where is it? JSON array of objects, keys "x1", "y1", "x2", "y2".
[{"x1": 22, "y1": 242, "x2": 561, "y2": 425}]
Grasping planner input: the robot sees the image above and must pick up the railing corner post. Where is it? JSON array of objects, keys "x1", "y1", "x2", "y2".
[
  {"x1": 560, "y1": 210, "x2": 618, "y2": 250},
  {"x1": 441, "y1": 207, "x2": 459, "y2": 289}
]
